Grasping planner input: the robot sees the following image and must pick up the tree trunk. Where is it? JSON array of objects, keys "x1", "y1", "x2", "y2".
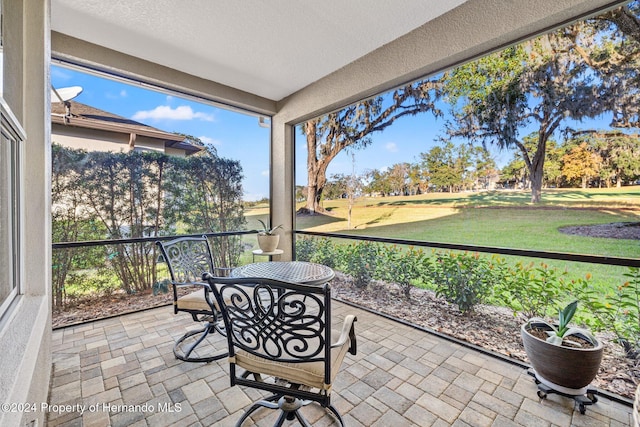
[
  {"x1": 526, "y1": 134, "x2": 549, "y2": 204},
  {"x1": 529, "y1": 163, "x2": 544, "y2": 203},
  {"x1": 305, "y1": 165, "x2": 328, "y2": 214},
  {"x1": 304, "y1": 121, "x2": 321, "y2": 214},
  {"x1": 304, "y1": 121, "x2": 330, "y2": 214}
]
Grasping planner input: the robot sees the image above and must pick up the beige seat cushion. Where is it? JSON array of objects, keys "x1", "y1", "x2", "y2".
[
  {"x1": 232, "y1": 320, "x2": 354, "y2": 391},
  {"x1": 176, "y1": 288, "x2": 217, "y2": 312},
  {"x1": 177, "y1": 286, "x2": 255, "y2": 312}
]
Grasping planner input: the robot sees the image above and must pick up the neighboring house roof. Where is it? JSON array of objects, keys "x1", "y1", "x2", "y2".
[{"x1": 51, "y1": 101, "x2": 202, "y2": 155}]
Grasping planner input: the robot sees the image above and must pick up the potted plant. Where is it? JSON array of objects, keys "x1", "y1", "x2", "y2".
[
  {"x1": 256, "y1": 220, "x2": 282, "y2": 252},
  {"x1": 521, "y1": 300, "x2": 604, "y2": 396}
]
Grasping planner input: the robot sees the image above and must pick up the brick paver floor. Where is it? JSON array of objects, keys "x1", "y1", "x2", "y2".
[{"x1": 48, "y1": 301, "x2": 634, "y2": 426}]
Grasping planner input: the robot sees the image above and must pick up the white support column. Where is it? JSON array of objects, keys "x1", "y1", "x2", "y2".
[{"x1": 270, "y1": 115, "x2": 295, "y2": 260}]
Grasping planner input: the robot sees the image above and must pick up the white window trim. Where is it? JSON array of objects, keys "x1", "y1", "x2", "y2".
[{"x1": 0, "y1": 96, "x2": 26, "y2": 316}]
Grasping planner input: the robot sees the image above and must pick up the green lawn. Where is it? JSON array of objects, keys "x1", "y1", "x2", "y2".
[
  {"x1": 277, "y1": 187, "x2": 639, "y2": 290},
  {"x1": 292, "y1": 188, "x2": 639, "y2": 256},
  {"x1": 342, "y1": 207, "x2": 638, "y2": 258}
]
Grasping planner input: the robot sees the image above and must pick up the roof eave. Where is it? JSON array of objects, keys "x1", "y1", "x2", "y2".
[{"x1": 52, "y1": 114, "x2": 185, "y2": 141}]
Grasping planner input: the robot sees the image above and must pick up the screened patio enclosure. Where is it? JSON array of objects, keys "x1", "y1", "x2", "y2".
[{"x1": 1, "y1": 1, "x2": 636, "y2": 426}]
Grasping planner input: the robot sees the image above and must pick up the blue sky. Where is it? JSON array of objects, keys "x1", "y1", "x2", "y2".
[
  {"x1": 53, "y1": 65, "x2": 613, "y2": 200},
  {"x1": 295, "y1": 110, "x2": 516, "y2": 182}
]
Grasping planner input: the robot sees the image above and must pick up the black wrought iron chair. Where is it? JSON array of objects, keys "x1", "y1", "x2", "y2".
[
  {"x1": 156, "y1": 236, "x2": 230, "y2": 363},
  {"x1": 204, "y1": 274, "x2": 357, "y2": 427}
]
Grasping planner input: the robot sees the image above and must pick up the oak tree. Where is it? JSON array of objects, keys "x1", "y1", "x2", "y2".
[
  {"x1": 302, "y1": 81, "x2": 440, "y2": 213},
  {"x1": 443, "y1": 33, "x2": 610, "y2": 203}
]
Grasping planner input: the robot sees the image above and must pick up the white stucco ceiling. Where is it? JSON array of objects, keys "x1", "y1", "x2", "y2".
[{"x1": 51, "y1": 0, "x2": 468, "y2": 101}]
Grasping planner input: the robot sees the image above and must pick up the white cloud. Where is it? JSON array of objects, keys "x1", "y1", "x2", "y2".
[
  {"x1": 132, "y1": 105, "x2": 215, "y2": 122},
  {"x1": 261, "y1": 170, "x2": 269, "y2": 177},
  {"x1": 385, "y1": 142, "x2": 398, "y2": 152},
  {"x1": 198, "y1": 136, "x2": 221, "y2": 146},
  {"x1": 106, "y1": 90, "x2": 128, "y2": 100}
]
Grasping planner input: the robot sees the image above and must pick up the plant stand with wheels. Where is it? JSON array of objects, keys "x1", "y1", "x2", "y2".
[
  {"x1": 520, "y1": 301, "x2": 603, "y2": 416},
  {"x1": 527, "y1": 369, "x2": 598, "y2": 414}
]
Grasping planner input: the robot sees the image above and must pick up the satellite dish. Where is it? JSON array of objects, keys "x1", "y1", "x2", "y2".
[
  {"x1": 51, "y1": 86, "x2": 83, "y2": 124},
  {"x1": 258, "y1": 116, "x2": 271, "y2": 128},
  {"x1": 51, "y1": 86, "x2": 83, "y2": 103}
]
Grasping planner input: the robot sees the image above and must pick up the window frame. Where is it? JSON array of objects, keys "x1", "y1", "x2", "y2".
[{"x1": 0, "y1": 97, "x2": 25, "y2": 317}]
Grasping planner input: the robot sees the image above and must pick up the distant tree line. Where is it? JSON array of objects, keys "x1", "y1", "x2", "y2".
[
  {"x1": 501, "y1": 131, "x2": 640, "y2": 189},
  {"x1": 318, "y1": 142, "x2": 495, "y2": 198},
  {"x1": 51, "y1": 143, "x2": 245, "y2": 310},
  {"x1": 303, "y1": 129, "x2": 640, "y2": 200}
]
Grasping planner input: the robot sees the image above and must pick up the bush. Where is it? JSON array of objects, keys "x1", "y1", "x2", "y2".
[
  {"x1": 377, "y1": 245, "x2": 426, "y2": 299},
  {"x1": 295, "y1": 237, "x2": 339, "y2": 267},
  {"x1": 311, "y1": 238, "x2": 338, "y2": 268},
  {"x1": 576, "y1": 268, "x2": 640, "y2": 359},
  {"x1": 427, "y1": 251, "x2": 497, "y2": 314},
  {"x1": 294, "y1": 237, "x2": 637, "y2": 359},
  {"x1": 340, "y1": 241, "x2": 381, "y2": 288},
  {"x1": 295, "y1": 237, "x2": 317, "y2": 262},
  {"x1": 152, "y1": 279, "x2": 171, "y2": 296},
  {"x1": 64, "y1": 268, "x2": 119, "y2": 304},
  {"x1": 493, "y1": 261, "x2": 571, "y2": 319}
]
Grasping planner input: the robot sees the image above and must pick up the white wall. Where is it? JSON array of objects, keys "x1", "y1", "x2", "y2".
[
  {"x1": 52, "y1": 124, "x2": 192, "y2": 156},
  {"x1": 52, "y1": 125, "x2": 130, "y2": 152},
  {"x1": 0, "y1": 1, "x2": 52, "y2": 426}
]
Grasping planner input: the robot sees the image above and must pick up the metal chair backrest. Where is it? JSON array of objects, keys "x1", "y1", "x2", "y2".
[
  {"x1": 207, "y1": 276, "x2": 334, "y2": 397},
  {"x1": 156, "y1": 236, "x2": 229, "y2": 363},
  {"x1": 157, "y1": 236, "x2": 214, "y2": 285}
]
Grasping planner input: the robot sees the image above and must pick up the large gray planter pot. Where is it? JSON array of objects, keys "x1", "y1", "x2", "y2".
[{"x1": 521, "y1": 321, "x2": 604, "y2": 396}]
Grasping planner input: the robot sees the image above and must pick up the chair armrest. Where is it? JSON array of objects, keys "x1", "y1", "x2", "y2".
[{"x1": 331, "y1": 315, "x2": 357, "y2": 355}]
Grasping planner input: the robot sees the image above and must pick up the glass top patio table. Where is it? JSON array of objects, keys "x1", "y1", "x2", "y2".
[{"x1": 230, "y1": 261, "x2": 334, "y2": 285}]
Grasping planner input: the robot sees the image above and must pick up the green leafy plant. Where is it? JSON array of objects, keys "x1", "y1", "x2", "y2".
[
  {"x1": 257, "y1": 219, "x2": 283, "y2": 235},
  {"x1": 576, "y1": 268, "x2": 640, "y2": 358},
  {"x1": 310, "y1": 238, "x2": 338, "y2": 268},
  {"x1": 152, "y1": 279, "x2": 171, "y2": 296},
  {"x1": 494, "y1": 261, "x2": 570, "y2": 319},
  {"x1": 528, "y1": 300, "x2": 597, "y2": 347},
  {"x1": 428, "y1": 251, "x2": 496, "y2": 314},
  {"x1": 377, "y1": 245, "x2": 426, "y2": 299},
  {"x1": 64, "y1": 268, "x2": 119, "y2": 300},
  {"x1": 341, "y1": 241, "x2": 381, "y2": 288},
  {"x1": 295, "y1": 237, "x2": 339, "y2": 268},
  {"x1": 295, "y1": 237, "x2": 317, "y2": 262}
]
